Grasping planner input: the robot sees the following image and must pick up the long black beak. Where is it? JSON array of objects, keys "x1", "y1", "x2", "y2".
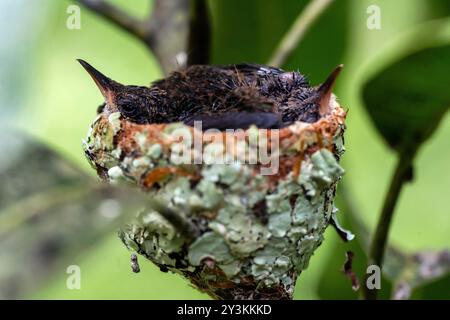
[
  {"x1": 77, "y1": 59, "x2": 118, "y2": 101},
  {"x1": 317, "y1": 64, "x2": 344, "y2": 115}
]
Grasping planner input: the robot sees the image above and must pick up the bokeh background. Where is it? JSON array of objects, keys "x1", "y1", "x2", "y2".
[{"x1": 0, "y1": 0, "x2": 449, "y2": 299}]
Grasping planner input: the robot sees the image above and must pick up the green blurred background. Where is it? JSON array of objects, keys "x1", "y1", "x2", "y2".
[{"x1": 1, "y1": 0, "x2": 449, "y2": 299}]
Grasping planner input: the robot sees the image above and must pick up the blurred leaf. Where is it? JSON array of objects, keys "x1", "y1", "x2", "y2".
[
  {"x1": 412, "y1": 273, "x2": 450, "y2": 299},
  {"x1": 427, "y1": 0, "x2": 450, "y2": 19},
  {"x1": 362, "y1": 19, "x2": 450, "y2": 153},
  {"x1": 0, "y1": 129, "x2": 148, "y2": 299}
]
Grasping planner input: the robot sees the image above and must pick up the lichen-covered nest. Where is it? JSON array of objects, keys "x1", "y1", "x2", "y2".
[{"x1": 83, "y1": 93, "x2": 346, "y2": 299}]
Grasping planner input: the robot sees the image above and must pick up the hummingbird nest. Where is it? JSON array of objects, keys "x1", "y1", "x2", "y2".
[{"x1": 81, "y1": 62, "x2": 348, "y2": 300}]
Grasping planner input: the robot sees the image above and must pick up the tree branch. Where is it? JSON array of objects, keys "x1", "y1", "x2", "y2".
[
  {"x1": 268, "y1": 0, "x2": 334, "y2": 68},
  {"x1": 76, "y1": 0, "x2": 190, "y2": 75},
  {"x1": 77, "y1": 0, "x2": 148, "y2": 38},
  {"x1": 187, "y1": 0, "x2": 211, "y2": 65}
]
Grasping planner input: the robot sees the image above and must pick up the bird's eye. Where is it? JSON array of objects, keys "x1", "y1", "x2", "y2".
[
  {"x1": 118, "y1": 98, "x2": 137, "y2": 115},
  {"x1": 120, "y1": 103, "x2": 135, "y2": 113},
  {"x1": 117, "y1": 98, "x2": 148, "y2": 124}
]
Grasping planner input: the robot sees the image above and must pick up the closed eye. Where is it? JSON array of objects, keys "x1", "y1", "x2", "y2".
[
  {"x1": 117, "y1": 97, "x2": 136, "y2": 114},
  {"x1": 120, "y1": 103, "x2": 134, "y2": 113},
  {"x1": 117, "y1": 97, "x2": 149, "y2": 124}
]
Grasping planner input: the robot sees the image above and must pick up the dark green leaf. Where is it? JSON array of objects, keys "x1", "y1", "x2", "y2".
[{"x1": 362, "y1": 22, "x2": 450, "y2": 153}]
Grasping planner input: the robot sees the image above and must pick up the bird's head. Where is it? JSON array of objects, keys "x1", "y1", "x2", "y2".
[{"x1": 78, "y1": 59, "x2": 155, "y2": 124}]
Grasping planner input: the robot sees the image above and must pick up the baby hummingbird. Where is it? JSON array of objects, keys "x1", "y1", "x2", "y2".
[{"x1": 78, "y1": 59, "x2": 342, "y2": 130}]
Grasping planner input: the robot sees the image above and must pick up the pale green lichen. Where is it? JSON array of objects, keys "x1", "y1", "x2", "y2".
[
  {"x1": 217, "y1": 211, "x2": 270, "y2": 257},
  {"x1": 115, "y1": 148, "x2": 343, "y2": 295},
  {"x1": 108, "y1": 112, "x2": 122, "y2": 134},
  {"x1": 84, "y1": 112, "x2": 347, "y2": 299},
  {"x1": 188, "y1": 232, "x2": 234, "y2": 266},
  {"x1": 147, "y1": 143, "x2": 162, "y2": 159}
]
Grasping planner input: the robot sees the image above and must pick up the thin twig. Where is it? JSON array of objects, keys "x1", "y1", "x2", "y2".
[
  {"x1": 77, "y1": 0, "x2": 148, "y2": 38},
  {"x1": 363, "y1": 151, "x2": 415, "y2": 300},
  {"x1": 187, "y1": 0, "x2": 211, "y2": 65},
  {"x1": 268, "y1": 0, "x2": 334, "y2": 68}
]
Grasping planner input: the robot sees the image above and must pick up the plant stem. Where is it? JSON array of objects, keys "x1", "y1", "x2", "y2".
[
  {"x1": 267, "y1": 0, "x2": 334, "y2": 67},
  {"x1": 363, "y1": 151, "x2": 415, "y2": 300}
]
